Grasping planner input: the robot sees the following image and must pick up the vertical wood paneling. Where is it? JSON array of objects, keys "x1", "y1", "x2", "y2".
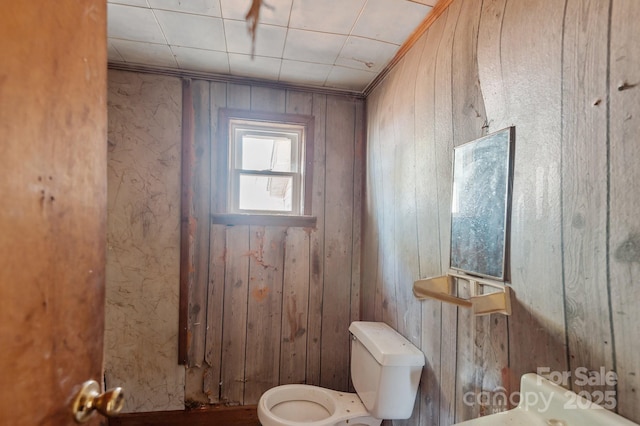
[
  {"x1": 203, "y1": 81, "x2": 228, "y2": 403},
  {"x1": 227, "y1": 84, "x2": 251, "y2": 109},
  {"x1": 433, "y1": 2, "x2": 460, "y2": 424},
  {"x1": 351, "y1": 99, "x2": 365, "y2": 327},
  {"x1": 220, "y1": 225, "x2": 250, "y2": 405},
  {"x1": 500, "y1": 0, "x2": 568, "y2": 397},
  {"x1": 392, "y1": 40, "x2": 424, "y2": 426},
  {"x1": 204, "y1": 224, "x2": 226, "y2": 403},
  {"x1": 561, "y1": 0, "x2": 613, "y2": 397},
  {"x1": 321, "y1": 96, "x2": 356, "y2": 391},
  {"x1": 286, "y1": 90, "x2": 313, "y2": 115},
  {"x1": 307, "y1": 93, "x2": 327, "y2": 386},
  {"x1": 450, "y1": 1, "x2": 500, "y2": 422},
  {"x1": 361, "y1": 87, "x2": 382, "y2": 322},
  {"x1": 610, "y1": 0, "x2": 640, "y2": 420},
  {"x1": 210, "y1": 82, "x2": 228, "y2": 215},
  {"x1": 244, "y1": 226, "x2": 286, "y2": 404},
  {"x1": 476, "y1": 0, "x2": 511, "y2": 415},
  {"x1": 251, "y1": 86, "x2": 286, "y2": 112},
  {"x1": 280, "y1": 228, "x2": 311, "y2": 384},
  {"x1": 178, "y1": 80, "x2": 363, "y2": 406},
  {"x1": 364, "y1": 0, "x2": 640, "y2": 424},
  {"x1": 393, "y1": 43, "x2": 423, "y2": 350},
  {"x1": 277, "y1": 91, "x2": 314, "y2": 386},
  {"x1": 187, "y1": 80, "x2": 212, "y2": 367},
  {"x1": 379, "y1": 73, "x2": 400, "y2": 329},
  {"x1": 415, "y1": 13, "x2": 448, "y2": 426}
]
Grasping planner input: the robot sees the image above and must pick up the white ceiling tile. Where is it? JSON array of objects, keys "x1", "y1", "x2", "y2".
[
  {"x1": 108, "y1": 40, "x2": 125, "y2": 62},
  {"x1": 220, "y1": 0, "x2": 292, "y2": 26},
  {"x1": 228, "y1": 54, "x2": 282, "y2": 80},
  {"x1": 279, "y1": 60, "x2": 331, "y2": 86},
  {"x1": 108, "y1": 0, "x2": 149, "y2": 7},
  {"x1": 352, "y1": 0, "x2": 431, "y2": 45},
  {"x1": 147, "y1": 0, "x2": 221, "y2": 16},
  {"x1": 110, "y1": 39, "x2": 178, "y2": 67},
  {"x1": 172, "y1": 46, "x2": 230, "y2": 73},
  {"x1": 335, "y1": 36, "x2": 398, "y2": 73},
  {"x1": 107, "y1": 0, "x2": 433, "y2": 91},
  {"x1": 154, "y1": 10, "x2": 226, "y2": 51},
  {"x1": 283, "y1": 29, "x2": 346, "y2": 64},
  {"x1": 289, "y1": 0, "x2": 365, "y2": 34},
  {"x1": 224, "y1": 20, "x2": 286, "y2": 58},
  {"x1": 325, "y1": 65, "x2": 376, "y2": 91},
  {"x1": 108, "y1": 3, "x2": 166, "y2": 43}
]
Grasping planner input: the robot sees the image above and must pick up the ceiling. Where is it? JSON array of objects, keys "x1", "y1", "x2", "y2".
[{"x1": 107, "y1": 0, "x2": 436, "y2": 93}]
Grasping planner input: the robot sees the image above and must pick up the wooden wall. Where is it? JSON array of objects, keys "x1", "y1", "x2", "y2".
[
  {"x1": 363, "y1": 0, "x2": 640, "y2": 424},
  {"x1": 106, "y1": 71, "x2": 364, "y2": 411},
  {"x1": 179, "y1": 82, "x2": 365, "y2": 406}
]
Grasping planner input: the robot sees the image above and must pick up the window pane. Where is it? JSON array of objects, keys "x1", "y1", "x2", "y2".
[
  {"x1": 238, "y1": 174, "x2": 293, "y2": 212},
  {"x1": 241, "y1": 136, "x2": 294, "y2": 172}
]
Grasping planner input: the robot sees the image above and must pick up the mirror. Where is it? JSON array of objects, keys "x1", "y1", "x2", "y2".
[{"x1": 450, "y1": 127, "x2": 514, "y2": 280}]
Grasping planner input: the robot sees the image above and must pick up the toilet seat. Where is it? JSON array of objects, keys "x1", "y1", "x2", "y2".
[{"x1": 258, "y1": 384, "x2": 381, "y2": 426}]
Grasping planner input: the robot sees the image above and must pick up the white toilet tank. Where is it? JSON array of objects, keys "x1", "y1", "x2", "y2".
[{"x1": 349, "y1": 322, "x2": 425, "y2": 420}]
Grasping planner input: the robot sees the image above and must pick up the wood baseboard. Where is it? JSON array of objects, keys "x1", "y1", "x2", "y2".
[{"x1": 108, "y1": 405, "x2": 259, "y2": 426}]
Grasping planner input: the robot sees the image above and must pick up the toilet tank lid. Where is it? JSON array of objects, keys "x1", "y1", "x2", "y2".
[{"x1": 349, "y1": 322, "x2": 425, "y2": 367}]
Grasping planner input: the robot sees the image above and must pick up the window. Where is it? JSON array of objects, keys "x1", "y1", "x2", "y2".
[{"x1": 217, "y1": 109, "x2": 314, "y2": 224}]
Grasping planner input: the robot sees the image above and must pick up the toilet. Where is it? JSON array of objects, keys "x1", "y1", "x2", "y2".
[{"x1": 258, "y1": 321, "x2": 425, "y2": 426}]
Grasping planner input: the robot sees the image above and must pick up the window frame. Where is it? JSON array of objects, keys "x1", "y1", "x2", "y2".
[{"x1": 216, "y1": 109, "x2": 315, "y2": 226}]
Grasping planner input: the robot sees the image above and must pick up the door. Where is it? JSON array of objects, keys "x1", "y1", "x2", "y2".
[{"x1": 0, "y1": 1, "x2": 108, "y2": 425}]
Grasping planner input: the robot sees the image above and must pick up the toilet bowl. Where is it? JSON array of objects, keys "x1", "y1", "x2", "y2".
[
  {"x1": 257, "y1": 322, "x2": 425, "y2": 426},
  {"x1": 257, "y1": 384, "x2": 381, "y2": 426}
]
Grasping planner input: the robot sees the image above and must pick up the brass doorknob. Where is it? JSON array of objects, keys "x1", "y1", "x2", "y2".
[{"x1": 71, "y1": 380, "x2": 124, "y2": 423}]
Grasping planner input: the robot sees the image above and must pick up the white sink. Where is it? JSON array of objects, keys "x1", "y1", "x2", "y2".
[{"x1": 454, "y1": 373, "x2": 638, "y2": 426}]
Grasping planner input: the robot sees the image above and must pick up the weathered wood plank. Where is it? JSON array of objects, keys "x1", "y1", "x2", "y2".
[
  {"x1": 179, "y1": 79, "x2": 194, "y2": 366},
  {"x1": 278, "y1": 90, "x2": 314, "y2": 387},
  {"x1": 280, "y1": 228, "x2": 311, "y2": 385},
  {"x1": 251, "y1": 86, "x2": 286, "y2": 113},
  {"x1": 204, "y1": 224, "x2": 227, "y2": 403},
  {"x1": 477, "y1": 0, "x2": 508, "y2": 132},
  {"x1": 433, "y1": 1, "x2": 461, "y2": 423},
  {"x1": 389, "y1": 35, "x2": 424, "y2": 426},
  {"x1": 321, "y1": 96, "x2": 356, "y2": 392},
  {"x1": 307, "y1": 93, "x2": 327, "y2": 386},
  {"x1": 220, "y1": 225, "x2": 250, "y2": 405},
  {"x1": 415, "y1": 11, "x2": 448, "y2": 426},
  {"x1": 286, "y1": 90, "x2": 313, "y2": 116},
  {"x1": 187, "y1": 79, "x2": 212, "y2": 368},
  {"x1": 210, "y1": 82, "x2": 228, "y2": 214},
  {"x1": 362, "y1": 87, "x2": 386, "y2": 324},
  {"x1": 500, "y1": 0, "x2": 568, "y2": 399},
  {"x1": 361, "y1": 86, "x2": 382, "y2": 322},
  {"x1": 561, "y1": 0, "x2": 613, "y2": 399},
  {"x1": 351, "y1": 99, "x2": 365, "y2": 327},
  {"x1": 609, "y1": 0, "x2": 640, "y2": 421},
  {"x1": 476, "y1": 0, "x2": 512, "y2": 414},
  {"x1": 203, "y1": 82, "x2": 227, "y2": 403},
  {"x1": 392, "y1": 39, "x2": 423, "y2": 348},
  {"x1": 451, "y1": 0, "x2": 490, "y2": 421},
  {"x1": 227, "y1": 84, "x2": 251, "y2": 110},
  {"x1": 377, "y1": 66, "x2": 400, "y2": 330},
  {"x1": 244, "y1": 226, "x2": 286, "y2": 404}
]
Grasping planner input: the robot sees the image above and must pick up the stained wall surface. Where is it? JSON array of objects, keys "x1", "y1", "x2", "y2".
[
  {"x1": 105, "y1": 71, "x2": 185, "y2": 412},
  {"x1": 363, "y1": 0, "x2": 640, "y2": 424}
]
